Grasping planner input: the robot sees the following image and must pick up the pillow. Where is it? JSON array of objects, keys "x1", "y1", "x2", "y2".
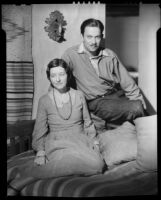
[
  {"x1": 134, "y1": 115, "x2": 157, "y2": 172},
  {"x1": 98, "y1": 121, "x2": 137, "y2": 168}
]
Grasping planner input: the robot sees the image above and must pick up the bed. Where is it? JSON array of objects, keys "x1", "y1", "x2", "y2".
[{"x1": 7, "y1": 115, "x2": 158, "y2": 197}]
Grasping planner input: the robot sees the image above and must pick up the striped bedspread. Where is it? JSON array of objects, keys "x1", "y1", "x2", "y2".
[
  {"x1": 7, "y1": 62, "x2": 34, "y2": 124},
  {"x1": 7, "y1": 150, "x2": 157, "y2": 197}
]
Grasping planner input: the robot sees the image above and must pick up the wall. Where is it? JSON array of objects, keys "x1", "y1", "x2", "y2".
[
  {"x1": 106, "y1": 4, "x2": 159, "y2": 114},
  {"x1": 138, "y1": 4, "x2": 160, "y2": 113},
  {"x1": 31, "y1": 3, "x2": 105, "y2": 119},
  {"x1": 105, "y1": 16, "x2": 139, "y2": 71}
]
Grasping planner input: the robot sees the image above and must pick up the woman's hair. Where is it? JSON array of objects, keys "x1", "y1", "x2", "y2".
[
  {"x1": 80, "y1": 18, "x2": 104, "y2": 36},
  {"x1": 46, "y1": 58, "x2": 73, "y2": 88}
]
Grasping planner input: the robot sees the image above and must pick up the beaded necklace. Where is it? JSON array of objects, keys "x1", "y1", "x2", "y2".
[{"x1": 53, "y1": 89, "x2": 72, "y2": 120}]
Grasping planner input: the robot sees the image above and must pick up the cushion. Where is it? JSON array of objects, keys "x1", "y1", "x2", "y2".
[
  {"x1": 98, "y1": 121, "x2": 137, "y2": 168},
  {"x1": 134, "y1": 115, "x2": 157, "y2": 172}
]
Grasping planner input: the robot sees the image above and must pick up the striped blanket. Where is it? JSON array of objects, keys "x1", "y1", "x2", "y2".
[
  {"x1": 7, "y1": 150, "x2": 157, "y2": 197},
  {"x1": 7, "y1": 62, "x2": 34, "y2": 124}
]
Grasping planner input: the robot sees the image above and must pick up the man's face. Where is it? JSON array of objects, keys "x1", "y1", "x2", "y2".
[{"x1": 83, "y1": 26, "x2": 102, "y2": 55}]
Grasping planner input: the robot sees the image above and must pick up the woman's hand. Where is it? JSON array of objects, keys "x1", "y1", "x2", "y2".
[
  {"x1": 34, "y1": 150, "x2": 48, "y2": 166},
  {"x1": 93, "y1": 140, "x2": 99, "y2": 146},
  {"x1": 93, "y1": 139, "x2": 100, "y2": 151},
  {"x1": 34, "y1": 155, "x2": 46, "y2": 165}
]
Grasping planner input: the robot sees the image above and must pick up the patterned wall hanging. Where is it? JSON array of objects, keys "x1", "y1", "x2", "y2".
[
  {"x1": 2, "y1": 17, "x2": 29, "y2": 43},
  {"x1": 44, "y1": 10, "x2": 67, "y2": 43}
]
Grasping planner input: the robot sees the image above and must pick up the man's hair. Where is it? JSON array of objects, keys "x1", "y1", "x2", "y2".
[
  {"x1": 46, "y1": 58, "x2": 72, "y2": 88},
  {"x1": 80, "y1": 18, "x2": 104, "y2": 36}
]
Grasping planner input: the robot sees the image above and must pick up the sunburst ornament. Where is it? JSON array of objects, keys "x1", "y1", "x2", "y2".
[{"x1": 44, "y1": 10, "x2": 67, "y2": 43}]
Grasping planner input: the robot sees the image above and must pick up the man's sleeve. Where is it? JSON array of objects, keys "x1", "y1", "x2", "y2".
[
  {"x1": 61, "y1": 50, "x2": 73, "y2": 69},
  {"x1": 113, "y1": 55, "x2": 146, "y2": 109}
]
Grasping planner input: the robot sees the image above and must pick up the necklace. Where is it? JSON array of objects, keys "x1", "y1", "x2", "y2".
[{"x1": 53, "y1": 89, "x2": 72, "y2": 120}]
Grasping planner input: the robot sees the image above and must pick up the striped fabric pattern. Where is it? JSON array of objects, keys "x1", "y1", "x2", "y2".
[
  {"x1": 7, "y1": 151, "x2": 157, "y2": 197},
  {"x1": 7, "y1": 61, "x2": 34, "y2": 124}
]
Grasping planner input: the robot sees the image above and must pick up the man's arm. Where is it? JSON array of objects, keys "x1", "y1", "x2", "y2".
[
  {"x1": 112, "y1": 55, "x2": 146, "y2": 109},
  {"x1": 61, "y1": 50, "x2": 73, "y2": 69}
]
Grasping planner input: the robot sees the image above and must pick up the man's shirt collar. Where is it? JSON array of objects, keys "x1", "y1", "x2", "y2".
[{"x1": 77, "y1": 43, "x2": 109, "y2": 57}]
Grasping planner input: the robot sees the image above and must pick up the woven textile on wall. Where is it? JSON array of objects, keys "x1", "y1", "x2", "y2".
[
  {"x1": 6, "y1": 62, "x2": 34, "y2": 124},
  {"x1": 2, "y1": 5, "x2": 34, "y2": 124}
]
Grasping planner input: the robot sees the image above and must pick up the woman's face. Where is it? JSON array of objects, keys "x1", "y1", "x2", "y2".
[{"x1": 50, "y1": 66, "x2": 67, "y2": 91}]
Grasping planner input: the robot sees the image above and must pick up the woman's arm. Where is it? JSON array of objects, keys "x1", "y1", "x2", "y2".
[
  {"x1": 79, "y1": 91, "x2": 97, "y2": 139},
  {"x1": 32, "y1": 97, "x2": 48, "y2": 154},
  {"x1": 32, "y1": 97, "x2": 49, "y2": 165}
]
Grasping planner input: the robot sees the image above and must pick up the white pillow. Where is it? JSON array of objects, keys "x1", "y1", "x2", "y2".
[
  {"x1": 134, "y1": 115, "x2": 157, "y2": 172},
  {"x1": 98, "y1": 121, "x2": 137, "y2": 167}
]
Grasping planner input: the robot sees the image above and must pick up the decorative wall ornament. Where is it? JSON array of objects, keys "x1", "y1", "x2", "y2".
[{"x1": 44, "y1": 10, "x2": 67, "y2": 43}]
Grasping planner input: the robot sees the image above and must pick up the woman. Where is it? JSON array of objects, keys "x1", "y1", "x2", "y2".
[{"x1": 7, "y1": 58, "x2": 105, "y2": 195}]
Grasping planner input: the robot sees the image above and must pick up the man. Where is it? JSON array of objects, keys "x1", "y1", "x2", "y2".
[{"x1": 62, "y1": 18, "x2": 146, "y2": 125}]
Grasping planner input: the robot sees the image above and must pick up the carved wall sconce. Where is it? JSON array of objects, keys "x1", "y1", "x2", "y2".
[{"x1": 44, "y1": 10, "x2": 67, "y2": 43}]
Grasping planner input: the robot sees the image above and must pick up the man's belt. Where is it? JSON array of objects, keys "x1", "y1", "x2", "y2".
[
  {"x1": 87, "y1": 89, "x2": 116, "y2": 103},
  {"x1": 87, "y1": 88, "x2": 125, "y2": 103}
]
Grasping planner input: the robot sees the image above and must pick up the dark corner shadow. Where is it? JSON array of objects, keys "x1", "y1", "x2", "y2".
[
  {"x1": 100, "y1": 38, "x2": 106, "y2": 49},
  {"x1": 140, "y1": 89, "x2": 157, "y2": 116}
]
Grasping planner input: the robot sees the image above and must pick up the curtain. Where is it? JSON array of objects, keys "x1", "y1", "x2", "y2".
[{"x1": 2, "y1": 5, "x2": 34, "y2": 124}]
